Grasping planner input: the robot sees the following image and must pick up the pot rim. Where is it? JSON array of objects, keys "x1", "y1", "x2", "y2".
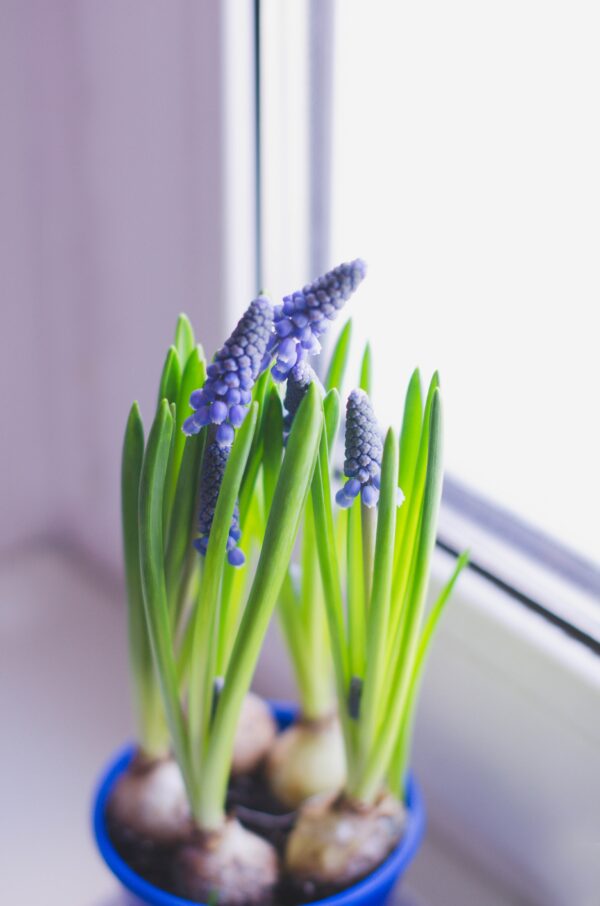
[{"x1": 92, "y1": 700, "x2": 426, "y2": 906}]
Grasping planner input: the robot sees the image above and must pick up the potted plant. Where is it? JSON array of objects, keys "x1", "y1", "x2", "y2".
[{"x1": 93, "y1": 261, "x2": 467, "y2": 905}]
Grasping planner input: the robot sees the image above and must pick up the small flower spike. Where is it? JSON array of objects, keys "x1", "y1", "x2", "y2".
[
  {"x1": 270, "y1": 259, "x2": 367, "y2": 382},
  {"x1": 183, "y1": 296, "x2": 273, "y2": 446},
  {"x1": 336, "y1": 389, "x2": 384, "y2": 509},
  {"x1": 194, "y1": 440, "x2": 245, "y2": 567},
  {"x1": 283, "y1": 360, "x2": 318, "y2": 440}
]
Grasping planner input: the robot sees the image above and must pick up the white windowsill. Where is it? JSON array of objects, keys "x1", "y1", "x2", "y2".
[{"x1": 2, "y1": 544, "x2": 597, "y2": 906}]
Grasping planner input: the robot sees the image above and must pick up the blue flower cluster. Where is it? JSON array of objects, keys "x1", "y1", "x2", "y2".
[
  {"x1": 283, "y1": 360, "x2": 316, "y2": 441},
  {"x1": 183, "y1": 297, "x2": 273, "y2": 446},
  {"x1": 336, "y1": 389, "x2": 383, "y2": 509},
  {"x1": 194, "y1": 440, "x2": 244, "y2": 567},
  {"x1": 270, "y1": 259, "x2": 367, "y2": 382}
]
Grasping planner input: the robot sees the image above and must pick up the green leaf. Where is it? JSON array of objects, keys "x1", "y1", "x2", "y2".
[
  {"x1": 392, "y1": 369, "x2": 424, "y2": 564},
  {"x1": 262, "y1": 387, "x2": 284, "y2": 510},
  {"x1": 138, "y1": 400, "x2": 193, "y2": 799},
  {"x1": 174, "y1": 314, "x2": 195, "y2": 365},
  {"x1": 238, "y1": 370, "x2": 274, "y2": 525},
  {"x1": 391, "y1": 372, "x2": 439, "y2": 631},
  {"x1": 122, "y1": 403, "x2": 169, "y2": 756},
  {"x1": 309, "y1": 422, "x2": 355, "y2": 767},
  {"x1": 176, "y1": 347, "x2": 206, "y2": 434},
  {"x1": 162, "y1": 402, "x2": 177, "y2": 533},
  {"x1": 122, "y1": 403, "x2": 145, "y2": 644},
  {"x1": 325, "y1": 319, "x2": 352, "y2": 392},
  {"x1": 165, "y1": 431, "x2": 206, "y2": 630},
  {"x1": 187, "y1": 407, "x2": 259, "y2": 810},
  {"x1": 164, "y1": 346, "x2": 206, "y2": 523},
  {"x1": 294, "y1": 494, "x2": 334, "y2": 720},
  {"x1": 357, "y1": 429, "x2": 398, "y2": 758},
  {"x1": 359, "y1": 342, "x2": 373, "y2": 395},
  {"x1": 389, "y1": 550, "x2": 469, "y2": 797},
  {"x1": 198, "y1": 383, "x2": 323, "y2": 830},
  {"x1": 323, "y1": 388, "x2": 341, "y2": 453},
  {"x1": 358, "y1": 389, "x2": 444, "y2": 803},
  {"x1": 399, "y1": 369, "x2": 424, "y2": 491},
  {"x1": 157, "y1": 346, "x2": 182, "y2": 409}
]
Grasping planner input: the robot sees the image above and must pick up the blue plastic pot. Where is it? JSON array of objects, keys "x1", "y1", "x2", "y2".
[{"x1": 93, "y1": 701, "x2": 426, "y2": 906}]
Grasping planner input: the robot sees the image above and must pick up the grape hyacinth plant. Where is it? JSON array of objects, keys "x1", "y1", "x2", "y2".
[
  {"x1": 264, "y1": 270, "x2": 368, "y2": 810},
  {"x1": 110, "y1": 307, "x2": 323, "y2": 905},
  {"x1": 284, "y1": 371, "x2": 468, "y2": 898},
  {"x1": 108, "y1": 315, "x2": 205, "y2": 857},
  {"x1": 98, "y1": 259, "x2": 468, "y2": 906}
]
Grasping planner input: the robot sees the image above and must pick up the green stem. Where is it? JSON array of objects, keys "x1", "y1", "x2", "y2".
[
  {"x1": 361, "y1": 504, "x2": 376, "y2": 606},
  {"x1": 352, "y1": 430, "x2": 398, "y2": 785},
  {"x1": 347, "y1": 502, "x2": 366, "y2": 678}
]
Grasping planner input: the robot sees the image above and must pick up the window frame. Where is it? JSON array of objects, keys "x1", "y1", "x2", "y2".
[{"x1": 255, "y1": 4, "x2": 600, "y2": 902}]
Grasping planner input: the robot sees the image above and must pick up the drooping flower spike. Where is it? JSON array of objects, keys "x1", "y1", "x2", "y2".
[
  {"x1": 195, "y1": 440, "x2": 245, "y2": 567},
  {"x1": 336, "y1": 389, "x2": 384, "y2": 509},
  {"x1": 184, "y1": 296, "x2": 272, "y2": 566},
  {"x1": 183, "y1": 296, "x2": 273, "y2": 446},
  {"x1": 270, "y1": 259, "x2": 367, "y2": 382}
]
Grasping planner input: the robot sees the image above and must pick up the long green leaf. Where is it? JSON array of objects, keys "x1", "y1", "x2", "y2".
[
  {"x1": 356, "y1": 429, "x2": 398, "y2": 761},
  {"x1": 311, "y1": 434, "x2": 349, "y2": 691},
  {"x1": 198, "y1": 383, "x2": 323, "y2": 830},
  {"x1": 138, "y1": 400, "x2": 193, "y2": 798},
  {"x1": 174, "y1": 314, "x2": 195, "y2": 365},
  {"x1": 390, "y1": 372, "x2": 439, "y2": 642},
  {"x1": 187, "y1": 407, "x2": 258, "y2": 804},
  {"x1": 323, "y1": 388, "x2": 341, "y2": 453},
  {"x1": 393, "y1": 369, "x2": 424, "y2": 566},
  {"x1": 122, "y1": 403, "x2": 168, "y2": 756},
  {"x1": 165, "y1": 431, "x2": 206, "y2": 629},
  {"x1": 325, "y1": 319, "x2": 352, "y2": 392},
  {"x1": 157, "y1": 346, "x2": 181, "y2": 409},
  {"x1": 262, "y1": 387, "x2": 284, "y2": 510},
  {"x1": 389, "y1": 550, "x2": 469, "y2": 795},
  {"x1": 358, "y1": 389, "x2": 444, "y2": 803},
  {"x1": 359, "y1": 342, "x2": 373, "y2": 395},
  {"x1": 238, "y1": 369, "x2": 273, "y2": 525},
  {"x1": 165, "y1": 347, "x2": 206, "y2": 522}
]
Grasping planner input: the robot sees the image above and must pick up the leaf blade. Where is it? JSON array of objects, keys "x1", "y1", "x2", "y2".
[{"x1": 325, "y1": 319, "x2": 353, "y2": 392}]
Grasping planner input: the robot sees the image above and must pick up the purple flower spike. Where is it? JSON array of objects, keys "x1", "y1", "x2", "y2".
[
  {"x1": 270, "y1": 259, "x2": 367, "y2": 382},
  {"x1": 194, "y1": 441, "x2": 245, "y2": 567},
  {"x1": 336, "y1": 389, "x2": 383, "y2": 509},
  {"x1": 183, "y1": 296, "x2": 273, "y2": 446}
]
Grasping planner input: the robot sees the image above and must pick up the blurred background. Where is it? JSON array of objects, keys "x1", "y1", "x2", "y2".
[{"x1": 1, "y1": 2, "x2": 599, "y2": 905}]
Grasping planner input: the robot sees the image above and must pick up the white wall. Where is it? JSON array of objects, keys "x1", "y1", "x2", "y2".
[{"x1": 0, "y1": 1, "x2": 256, "y2": 571}]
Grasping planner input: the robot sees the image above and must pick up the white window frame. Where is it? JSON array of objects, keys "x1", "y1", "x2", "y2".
[{"x1": 255, "y1": 3, "x2": 600, "y2": 903}]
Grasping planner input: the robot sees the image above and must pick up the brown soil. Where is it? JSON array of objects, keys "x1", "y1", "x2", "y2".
[{"x1": 108, "y1": 768, "x2": 361, "y2": 905}]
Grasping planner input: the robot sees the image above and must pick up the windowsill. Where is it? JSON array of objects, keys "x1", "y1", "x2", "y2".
[{"x1": 3, "y1": 544, "x2": 596, "y2": 906}]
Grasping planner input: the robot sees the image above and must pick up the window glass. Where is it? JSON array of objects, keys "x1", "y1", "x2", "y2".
[{"x1": 330, "y1": 0, "x2": 600, "y2": 564}]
